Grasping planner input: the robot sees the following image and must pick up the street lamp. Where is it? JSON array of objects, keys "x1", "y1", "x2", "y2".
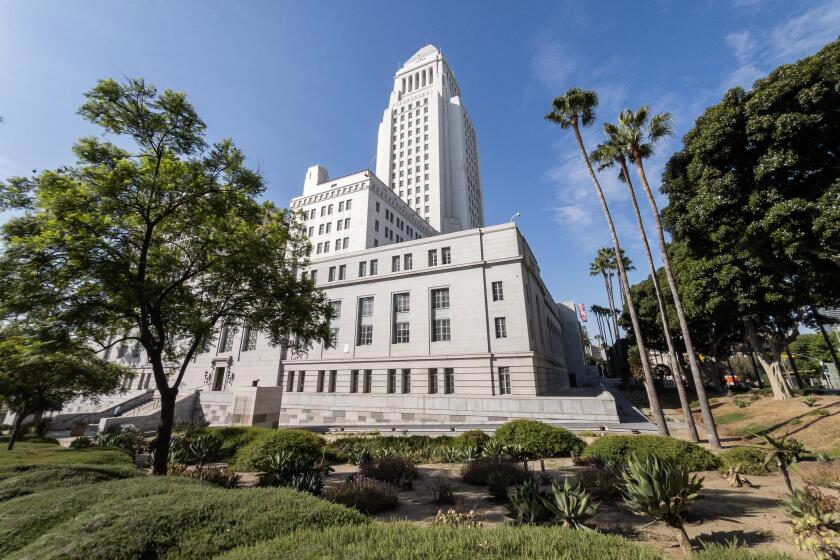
[{"x1": 510, "y1": 211, "x2": 521, "y2": 223}]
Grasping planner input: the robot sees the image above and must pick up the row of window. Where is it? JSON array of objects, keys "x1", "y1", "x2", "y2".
[
  {"x1": 314, "y1": 246, "x2": 452, "y2": 285},
  {"x1": 315, "y1": 237, "x2": 349, "y2": 254},
  {"x1": 309, "y1": 217, "x2": 350, "y2": 237},
  {"x1": 284, "y1": 366, "x2": 513, "y2": 396},
  {"x1": 309, "y1": 199, "x2": 352, "y2": 220}
]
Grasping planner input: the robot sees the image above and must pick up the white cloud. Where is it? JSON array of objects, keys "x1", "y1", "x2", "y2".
[
  {"x1": 772, "y1": 1, "x2": 840, "y2": 61},
  {"x1": 726, "y1": 30, "x2": 756, "y2": 65},
  {"x1": 530, "y1": 37, "x2": 578, "y2": 91}
]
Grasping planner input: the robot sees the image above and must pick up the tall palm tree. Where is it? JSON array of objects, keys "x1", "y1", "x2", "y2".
[
  {"x1": 609, "y1": 248, "x2": 634, "y2": 315},
  {"x1": 615, "y1": 106, "x2": 720, "y2": 448},
  {"x1": 546, "y1": 89, "x2": 669, "y2": 436},
  {"x1": 592, "y1": 129, "x2": 699, "y2": 442},
  {"x1": 590, "y1": 248, "x2": 624, "y2": 377}
]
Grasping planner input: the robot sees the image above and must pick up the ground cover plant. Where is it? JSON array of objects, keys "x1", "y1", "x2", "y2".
[
  {"x1": 583, "y1": 435, "x2": 721, "y2": 471},
  {"x1": 0, "y1": 441, "x2": 134, "y2": 468},
  {"x1": 0, "y1": 463, "x2": 140, "y2": 501}
]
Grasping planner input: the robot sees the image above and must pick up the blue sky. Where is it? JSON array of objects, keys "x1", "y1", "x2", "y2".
[{"x1": 1, "y1": 0, "x2": 838, "y2": 325}]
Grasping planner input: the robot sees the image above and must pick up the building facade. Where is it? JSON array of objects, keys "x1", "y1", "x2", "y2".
[{"x1": 375, "y1": 45, "x2": 484, "y2": 234}]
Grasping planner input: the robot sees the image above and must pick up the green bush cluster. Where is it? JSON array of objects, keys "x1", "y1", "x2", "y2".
[
  {"x1": 494, "y1": 420, "x2": 585, "y2": 458},
  {"x1": 720, "y1": 447, "x2": 776, "y2": 476},
  {"x1": 461, "y1": 457, "x2": 530, "y2": 487},
  {"x1": 582, "y1": 435, "x2": 721, "y2": 472},
  {"x1": 327, "y1": 476, "x2": 399, "y2": 515},
  {"x1": 359, "y1": 457, "x2": 418, "y2": 489},
  {"x1": 232, "y1": 428, "x2": 325, "y2": 471}
]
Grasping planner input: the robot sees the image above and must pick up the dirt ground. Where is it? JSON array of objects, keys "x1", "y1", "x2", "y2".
[{"x1": 321, "y1": 458, "x2": 820, "y2": 559}]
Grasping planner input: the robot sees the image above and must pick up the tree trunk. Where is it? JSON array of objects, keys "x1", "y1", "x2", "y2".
[
  {"x1": 6, "y1": 407, "x2": 27, "y2": 451},
  {"x1": 813, "y1": 307, "x2": 840, "y2": 377},
  {"x1": 572, "y1": 123, "x2": 668, "y2": 436},
  {"x1": 632, "y1": 156, "x2": 719, "y2": 448},
  {"x1": 785, "y1": 346, "x2": 804, "y2": 391},
  {"x1": 779, "y1": 461, "x2": 794, "y2": 496},
  {"x1": 152, "y1": 387, "x2": 177, "y2": 475},
  {"x1": 745, "y1": 322, "x2": 793, "y2": 400},
  {"x1": 603, "y1": 274, "x2": 624, "y2": 381},
  {"x1": 619, "y1": 157, "x2": 699, "y2": 442},
  {"x1": 670, "y1": 521, "x2": 693, "y2": 555},
  {"x1": 745, "y1": 343, "x2": 763, "y2": 388}
]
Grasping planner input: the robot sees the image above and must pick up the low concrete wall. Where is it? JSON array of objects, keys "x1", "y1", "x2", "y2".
[
  {"x1": 50, "y1": 390, "x2": 154, "y2": 430},
  {"x1": 277, "y1": 388, "x2": 619, "y2": 428},
  {"x1": 98, "y1": 392, "x2": 198, "y2": 432}
]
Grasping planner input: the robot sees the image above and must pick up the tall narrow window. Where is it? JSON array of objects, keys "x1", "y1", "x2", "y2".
[
  {"x1": 220, "y1": 322, "x2": 237, "y2": 352},
  {"x1": 328, "y1": 370, "x2": 337, "y2": 392},
  {"x1": 357, "y1": 297, "x2": 374, "y2": 346},
  {"x1": 401, "y1": 369, "x2": 411, "y2": 393},
  {"x1": 498, "y1": 367, "x2": 511, "y2": 395},
  {"x1": 350, "y1": 370, "x2": 359, "y2": 393},
  {"x1": 338, "y1": 265, "x2": 346, "y2": 280},
  {"x1": 392, "y1": 255, "x2": 401, "y2": 272},
  {"x1": 317, "y1": 370, "x2": 325, "y2": 393},
  {"x1": 387, "y1": 369, "x2": 396, "y2": 393},
  {"x1": 441, "y1": 246, "x2": 451, "y2": 265},
  {"x1": 431, "y1": 288, "x2": 451, "y2": 342},
  {"x1": 404, "y1": 253, "x2": 413, "y2": 270},
  {"x1": 363, "y1": 369, "x2": 372, "y2": 393},
  {"x1": 242, "y1": 322, "x2": 258, "y2": 351},
  {"x1": 328, "y1": 266, "x2": 336, "y2": 282},
  {"x1": 286, "y1": 371, "x2": 295, "y2": 392},
  {"x1": 495, "y1": 317, "x2": 508, "y2": 338},
  {"x1": 297, "y1": 371, "x2": 306, "y2": 392},
  {"x1": 359, "y1": 261, "x2": 367, "y2": 277},
  {"x1": 428, "y1": 249, "x2": 438, "y2": 266},
  {"x1": 492, "y1": 281, "x2": 504, "y2": 301},
  {"x1": 370, "y1": 259, "x2": 378, "y2": 275},
  {"x1": 428, "y1": 368, "x2": 438, "y2": 394},
  {"x1": 444, "y1": 368, "x2": 455, "y2": 394}
]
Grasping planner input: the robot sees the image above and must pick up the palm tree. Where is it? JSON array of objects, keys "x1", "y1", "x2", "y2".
[
  {"x1": 615, "y1": 106, "x2": 721, "y2": 448},
  {"x1": 592, "y1": 128, "x2": 700, "y2": 442},
  {"x1": 546, "y1": 89, "x2": 669, "y2": 436},
  {"x1": 609, "y1": 248, "x2": 634, "y2": 311},
  {"x1": 590, "y1": 249, "x2": 624, "y2": 379}
]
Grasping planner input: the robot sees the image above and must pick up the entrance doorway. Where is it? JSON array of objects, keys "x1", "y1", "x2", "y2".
[{"x1": 211, "y1": 367, "x2": 226, "y2": 391}]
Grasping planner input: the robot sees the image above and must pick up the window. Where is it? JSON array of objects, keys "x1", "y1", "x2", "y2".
[
  {"x1": 330, "y1": 300, "x2": 342, "y2": 319},
  {"x1": 393, "y1": 321, "x2": 410, "y2": 344},
  {"x1": 370, "y1": 259, "x2": 378, "y2": 275},
  {"x1": 286, "y1": 371, "x2": 295, "y2": 392},
  {"x1": 242, "y1": 323, "x2": 258, "y2": 351},
  {"x1": 308, "y1": 226, "x2": 314, "y2": 237},
  {"x1": 343, "y1": 237, "x2": 349, "y2": 249},
  {"x1": 387, "y1": 369, "x2": 396, "y2": 393},
  {"x1": 346, "y1": 200, "x2": 352, "y2": 210},
  {"x1": 392, "y1": 255, "x2": 401, "y2": 272},
  {"x1": 338, "y1": 265, "x2": 346, "y2": 280},
  {"x1": 350, "y1": 370, "x2": 359, "y2": 393},
  {"x1": 428, "y1": 249, "x2": 438, "y2": 266},
  {"x1": 325, "y1": 222, "x2": 331, "y2": 234},
  {"x1": 432, "y1": 319, "x2": 450, "y2": 342},
  {"x1": 324, "y1": 241, "x2": 330, "y2": 253},
  {"x1": 495, "y1": 317, "x2": 508, "y2": 338},
  {"x1": 444, "y1": 368, "x2": 455, "y2": 394},
  {"x1": 359, "y1": 261, "x2": 367, "y2": 277},
  {"x1": 431, "y1": 288, "x2": 449, "y2": 309},
  {"x1": 360, "y1": 297, "x2": 373, "y2": 316},
  {"x1": 441, "y1": 247, "x2": 451, "y2": 264},
  {"x1": 375, "y1": 201, "x2": 380, "y2": 212},
  {"x1": 498, "y1": 367, "x2": 511, "y2": 395},
  {"x1": 309, "y1": 209, "x2": 316, "y2": 219},
  {"x1": 363, "y1": 369, "x2": 372, "y2": 393},
  {"x1": 492, "y1": 281, "x2": 504, "y2": 301},
  {"x1": 401, "y1": 369, "x2": 411, "y2": 393},
  {"x1": 338, "y1": 201, "x2": 344, "y2": 212},
  {"x1": 328, "y1": 327, "x2": 338, "y2": 348},
  {"x1": 320, "y1": 206, "x2": 326, "y2": 217},
  {"x1": 328, "y1": 370, "x2": 337, "y2": 392},
  {"x1": 428, "y1": 368, "x2": 438, "y2": 394},
  {"x1": 404, "y1": 254, "x2": 413, "y2": 270},
  {"x1": 328, "y1": 266, "x2": 336, "y2": 282},
  {"x1": 297, "y1": 371, "x2": 306, "y2": 392},
  {"x1": 327, "y1": 204, "x2": 333, "y2": 215},
  {"x1": 344, "y1": 218, "x2": 350, "y2": 229},
  {"x1": 337, "y1": 220, "x2": 342, "y2": 231},
  {"x1": 358, "y1": 324, "x2": 373, "y2": 345},
  {"x1": 220, "y1": 322, "x2": 237, "y2": 352},
  {"x1": 310, "y1": 270, "x2": 317, "y2": 283},
  {"x1": 374, "y1": 220, "x2": 379, "y2": 232}
]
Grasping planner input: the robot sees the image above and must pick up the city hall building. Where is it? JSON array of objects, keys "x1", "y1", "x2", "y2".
[{"x1": 43, "y1": 46, "x2": 620, "y2": 435}]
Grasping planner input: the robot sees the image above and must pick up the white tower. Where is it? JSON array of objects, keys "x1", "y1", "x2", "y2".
[{"x1": 375, "y1": 45, "x2": 484, "y2": 234}]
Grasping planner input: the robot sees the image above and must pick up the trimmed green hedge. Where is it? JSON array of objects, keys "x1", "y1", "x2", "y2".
[
  {"x1": 450, "y1": 430, "x2": 490, "y2": 451},
  {"x1": 232, "y1": 429, "x2": 325, "y2": 471},
  {"x1": 216, "y1": 523, "x2": 663, "y2": 560},
  {"x1": 493, "y1": 420, "x2": 585, "y2": 458},
  {"x1": 3, "y1": 476, "x2": 366, "y2": 559},
  {"x1": 582, "y1": 435, "x2": 721, "y2": 472}
]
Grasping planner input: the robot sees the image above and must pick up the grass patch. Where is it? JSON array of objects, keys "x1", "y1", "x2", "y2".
[
  {"x1": 715, "y1": 411, "x2": 748, "y2": 425},
  {"x1": 796, "y1": 460, "x2": 840, "y2": 489},
  {"x1": 691, "y1": 543, "x2": 793, "y2": 559},
  {"x1": 0, "y1": 464, "x2": 140, "y2": 501},
  {"x1": 733, "y1": 424, "x2": 771, "y2": 439},
  {"x1": 0, "y1": 442, "x2": 134, "y2": 468},
  {"x1": 216, "y1": 523, "x2": 664, "y2": 560},
  {"x1": 3, "y1": 475, "x2": 366, "y2": 559}
]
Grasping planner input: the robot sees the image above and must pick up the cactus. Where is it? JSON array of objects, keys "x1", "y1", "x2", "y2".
[
  {"x1": 542, "y1": 478, "x2": 600, "y2": 530},
  {"x1": 622, "y1": 454, "x2": 703, "y2": 554}
]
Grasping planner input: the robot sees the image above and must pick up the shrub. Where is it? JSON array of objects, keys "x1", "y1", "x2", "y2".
[
  {"x1": 481, "y1": 438, "x2": 509, "y2": 458},
  {"x1": 494, "y1": 419, "x2": 585, "y2": 458},
  {"x1": 734, "y1": 399, "x2": 750, "y2": 408},
  {"x1": 253, "y1": 451, "x2": 331, "y2": 495},
  {"x1": 212, "y1": 426, "x2": 272, "y2": 461},
  {"x1": 328, "y1": 476, "x2": 399, "y2": 515},
  {"x1": 623, "y1": 454, "x2": 703, "y2": 554},
  {"x1": 232, "y1": 428, "x2": 325, "y2": 471},
  {"x1": 505, "y1": 478, "x2": 551, "y2": 524},
  {"x1": 755, "y1": 433, "x2": 807, "y2": 495},
  {"x1": 720, "y1": 447, "x2": 776, "y2": 476},
  {"x1": 359, "y1": 457, "x2": 417, "y2": 489},
  {"x1": 70, "y1": 436, "x2": 94, "y2": 449},
  {"x1": 576, "y1": 462, "x2": 624, "y2": 499},
  {"x1": 451, "y1": 430, "x2": 490, "y2": 451},
  {"x1": 427, "y1": 478, "x2": 456, "y2": 505},
  {"x1": 432, "y1": 509, "x2": 481, "y2": 527},
  {"x1": 168, "y1": 464, "x2": 242, "y2": 489},
  {"x1": 583, "y1": 435, "x2": 721, "y2": 472},
  {"x1": 783, "y1": 485, "x2": 840, "y2": 559},
  {"x1": 97, "y1": 425, "x2": 146, "y2": 458},
  {"x1": 488, "y1": 465, "x2": 532, "y2": 502},
  {"x1": 1, "y1": 475, "x2": 367, "y2": 559},
  {"x1": 461, "y1": 457, "x2": 527, "y2": 486}
]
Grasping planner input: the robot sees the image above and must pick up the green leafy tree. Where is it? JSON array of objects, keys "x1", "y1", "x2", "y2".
[
  {"x1": 547, "y1": 88, "x2": 668, "y2": 435},
  {"x1": 0, "y1": 321, "x2": 129, "y2": 450},
  {"x1": 662, "y1": 39, "x2": 840, "y2": 400},
  {"x1": 0, "y1": 78, "x2": 331, "y2": 473},
  {"x1": 592, "y1": 126, "x2": 699, "y2": 443}
]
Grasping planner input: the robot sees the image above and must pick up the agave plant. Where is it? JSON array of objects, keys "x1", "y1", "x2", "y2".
[
  {"x1": 436, "y1": 445, "x2": 463, "y2": 464},
  {"x1": 348, "y1": 447, "x2": 372, "y2": 466},
  {"x1": 481, "y1": 438, "x2": 508, "y2": 459},
  {"x1": 167, "y1": 435, "x2": 192, "y2": 464},
  {"x1": 505, "y1": 478, "x2": 551, "y2": 525},
  {"x1": 189, "y1": 433, "x2": 221, "y2": 468},
  {"x1": 376, "y1": 446, "x2": 398, "y2": 460},
  {"x1": 461, "y1": 446, "x2": 481, "y2": 462},
  {"x1": 506, "y1": 443, "x2": 531, "y2": 469},
  {"x1": 623, "y1": 454, "x2": 703, "y2": 554},
  {"x1": 754, "y1": 432, "x2": 806, "y2": 496},
  {"x1": 542, "y1": 478, "x2": 600, "y2": 530}
]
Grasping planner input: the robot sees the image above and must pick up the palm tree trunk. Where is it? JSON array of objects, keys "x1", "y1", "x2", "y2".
[
  {"x1": 669, "y1": 521, "x2": 693, "y2": 555},
  {"x1": 602, "y1": 275, "x2": 623, "y2": 379},
  {"x1": 572, "y1": 123, "x2": 668, "y2": 436},
  {"x1": 631, "y1": 156, "x2": 718, "y2": 448},
  {"x1": 813, "y1": 306, "x2": 840, "y2": 376},
  {"x1": 619, "y1": 158, "x2": 699, "y2": 442},
  {"x1": 779, "y1": 461, "x2": 794, "y2": 496}
]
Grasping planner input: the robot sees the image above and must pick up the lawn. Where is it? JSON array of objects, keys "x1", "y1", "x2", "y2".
[{"x1": 0, "y1": 442, "x2": 134, "y2": 467}]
